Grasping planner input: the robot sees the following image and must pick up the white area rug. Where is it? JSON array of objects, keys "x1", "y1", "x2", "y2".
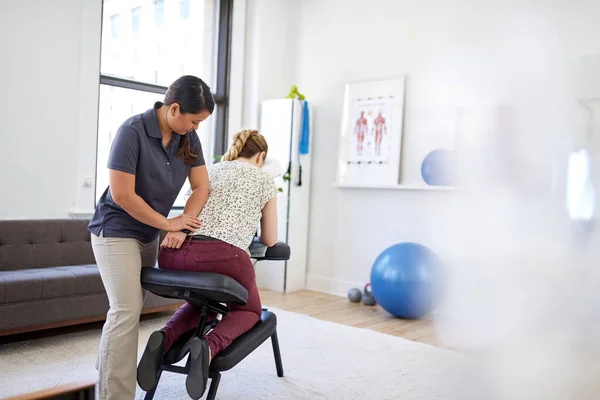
[{"x1": 0, "y1": 308, "x2": 466, "y2": 399}]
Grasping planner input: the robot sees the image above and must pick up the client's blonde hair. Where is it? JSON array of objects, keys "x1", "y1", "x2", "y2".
[{"x1": 221, "y1": 129, "x2": 269, "y2": 161}]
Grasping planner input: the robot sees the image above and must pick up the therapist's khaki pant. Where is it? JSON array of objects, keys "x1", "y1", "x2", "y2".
[{"x1": 91, "y1": 231, "x2": 158, "y2": 400}]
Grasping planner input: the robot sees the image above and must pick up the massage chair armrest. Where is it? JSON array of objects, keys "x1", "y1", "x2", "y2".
[{"x1": 249, "y1": 240, "x2": 291, "y2": 261}]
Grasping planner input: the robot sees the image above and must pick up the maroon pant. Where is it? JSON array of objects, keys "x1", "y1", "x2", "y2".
[{"x1": 157, "y1": 239, "x2": 262, "y2": 358}]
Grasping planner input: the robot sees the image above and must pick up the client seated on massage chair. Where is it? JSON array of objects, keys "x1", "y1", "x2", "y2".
[{"x1": 137, "y1": 129, "x2": 278, "y2": 399}]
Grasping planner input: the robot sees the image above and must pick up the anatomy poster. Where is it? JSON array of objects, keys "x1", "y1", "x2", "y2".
[
  {"x1": 347, "y1": 97, "x2": 394, "y2": 164},
  {"x1": 336, "y1": 77, "x2": 405, "y2": 188}
]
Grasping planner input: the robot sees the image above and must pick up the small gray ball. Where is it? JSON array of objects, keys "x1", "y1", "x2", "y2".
[{"x1": 347, "y1": 288, "x2": 362, "y2": 303}]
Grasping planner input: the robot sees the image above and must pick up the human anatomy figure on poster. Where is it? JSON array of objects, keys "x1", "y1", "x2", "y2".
[
  {"x1": 354, "y1": 111, "x2": 368, "y2": 157},
  {"x1": 372, "y1": 110, "x2": 387, "y2": 157},
  {"x1": 347, "y1": 98, "x2": 393, "y2": 164}
]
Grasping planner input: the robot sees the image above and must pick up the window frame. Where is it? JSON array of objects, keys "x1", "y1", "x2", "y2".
[{"x1": 96, "y1": 0, "x2": 233, "y2": 210}]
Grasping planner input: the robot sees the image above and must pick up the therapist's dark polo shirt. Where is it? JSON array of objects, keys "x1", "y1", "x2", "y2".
[{"x1": 89, "y1": 102, "x2": 205, "y2": 244}]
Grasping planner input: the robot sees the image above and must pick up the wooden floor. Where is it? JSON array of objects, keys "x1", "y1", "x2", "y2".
[{"x1": 259, "y1": 289, "x2": 446, "y2": 349}]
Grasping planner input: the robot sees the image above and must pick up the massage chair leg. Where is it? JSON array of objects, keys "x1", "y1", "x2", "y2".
[
  {"x1": 206, "y1": 371, "x2": 221, "y2": 400},
  {"x1": 143, "y1": 369, "x2": 163, "y2": 400},
  {"x1": 271, "y1": 331, "x2": 284, "y2": 377}
]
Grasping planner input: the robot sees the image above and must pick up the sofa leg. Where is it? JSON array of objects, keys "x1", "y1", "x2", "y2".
[
  {"x1": 143, "y1": 369, "x2": 162, "y2": 400},
  {"x1": 271, "y1": 331, "x2": 284, "y2": 377},
  {"x1": 206, "y1": 371, "x2": 221, "y2": 400}
]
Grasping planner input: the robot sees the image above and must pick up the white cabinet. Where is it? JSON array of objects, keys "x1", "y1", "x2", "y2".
[{"x1": 255, "y1": 99, "x2": 313, "y2": 292}]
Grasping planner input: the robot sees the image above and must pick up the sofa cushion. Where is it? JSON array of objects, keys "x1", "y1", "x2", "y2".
[
  {"x1": 0, "y1": 265, "x2": 104, "y2": 305},
  {"x1": 0, "y1": 219, "x2": 95, "y2": 271}
]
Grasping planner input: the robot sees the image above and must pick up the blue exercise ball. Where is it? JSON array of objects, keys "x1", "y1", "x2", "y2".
[
  {"x1": 370, "y1": 243, "x2": 445, "y2": 319},
  {"x1": 421, "y1": 148, "x2": 455, "y2": 186}
]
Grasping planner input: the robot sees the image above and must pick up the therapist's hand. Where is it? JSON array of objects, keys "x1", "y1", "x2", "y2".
[
  {"x1": 168, "y1": 214, "x2": 201, "y2": 232},
  {"x1": 161, "y1": 231, "x2": 187, "y2": 249}
]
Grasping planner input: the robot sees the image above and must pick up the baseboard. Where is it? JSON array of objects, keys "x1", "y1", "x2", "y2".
[
  {"x1": 306, "y1": 275, "x2": 457, "y2": 322},
  {"x1": 306, "y1": 274, "x2": 366, "y2": 297}
]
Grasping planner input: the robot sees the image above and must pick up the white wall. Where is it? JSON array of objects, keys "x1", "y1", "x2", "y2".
[
  {"x1": 239, "y1": 0, "x2": 300, "y2": 131},
  {"x1": 0, "y1": 0, "x2": 100, "y2": 220},
  {"x1": 279, "y1": 0, "x2": 600, "y2": 295}
]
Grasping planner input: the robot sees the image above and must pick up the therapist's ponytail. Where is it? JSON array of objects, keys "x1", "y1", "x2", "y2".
[
  {"x1": 178, "y1": 135, "x2": 196, "y2": 166},
  {"x1": 222, "y1": 130, "x2": 268, "y2": 162},
  {"x1": 164, "y1": 75, "x2": 215, "y2": 165}
]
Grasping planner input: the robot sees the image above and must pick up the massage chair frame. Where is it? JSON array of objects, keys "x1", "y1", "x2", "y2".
[{"x1": 139, "y1": 241, "x2": 290, "y2": 400}]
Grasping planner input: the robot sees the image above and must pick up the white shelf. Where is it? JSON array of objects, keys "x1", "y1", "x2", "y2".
[{"x1": 333, "y1": 182, "x2": 465, "y2": 191}]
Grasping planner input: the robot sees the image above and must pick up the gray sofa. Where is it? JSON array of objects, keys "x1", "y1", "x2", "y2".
[{"x1": 0, "y1": 219, "x2": 181, "y2": 336}]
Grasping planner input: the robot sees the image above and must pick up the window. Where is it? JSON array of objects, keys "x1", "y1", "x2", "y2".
[
  {"x1": 566, "y1": 148, "x2": 595, "y2": 220},
  {"x1": 110, "y1": 14, "x2": 120, "y2": 39},
  {"x1": 131, "y1": 7, "x2": 141, "y2": 34},
  {"x1": 154, "y1": 0, "x2": 165, "y2": 27},
  {"x1": 96, "y1": 0, "x2": 233, "y2": 207},
  {"x1": 180, "y1": 0, "x2": 191, "y2": 19}
]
